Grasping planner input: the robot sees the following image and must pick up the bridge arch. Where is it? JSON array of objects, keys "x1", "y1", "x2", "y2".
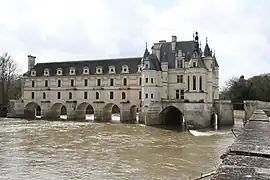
[
  {"x1": 51, "y1": 103, "x2": 67, "y2": 120},
  {"x1": 76, "y1": 103, "x2": 94, "y2": 120},
  {"x1": 103, "y1": 103, "x2": 120, "y2": 121},
  {"x1": 159, "y1": 106, "x2": 184, "y2": 125},
  {"x1": 24, "y1": 102, "x2": 41, "y2": 119}
]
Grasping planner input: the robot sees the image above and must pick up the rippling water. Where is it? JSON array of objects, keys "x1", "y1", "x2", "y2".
[{"x1": 0, "y1": 116, "x2": 242, "y2": 180}]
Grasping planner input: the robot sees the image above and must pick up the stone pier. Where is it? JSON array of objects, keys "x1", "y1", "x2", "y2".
[{"x1": 212, "y1": 109, "x2": 270, "y2": 179}]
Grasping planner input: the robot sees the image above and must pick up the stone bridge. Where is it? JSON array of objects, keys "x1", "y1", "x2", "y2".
[{"x1": 19, "y1": 100, "x2": 139, "y2": 122}]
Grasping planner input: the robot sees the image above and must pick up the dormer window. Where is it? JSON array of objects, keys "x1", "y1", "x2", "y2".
[
  {"x1": 144, "y1": 62, "x2": 150, "y2": 69},
  {"x1": 31, "y1": 70, "x2": 36, "y2": 76},
  {"x1": 44, "y1": 68, "x2": 49, "y2": 76},
  {"x1": 83, "y1": 66, "x2": 89, "y2": 75},
  {"x1": 96, "y1": 66, "x2": 103, "y2": 74},
  {"x1": 69, "y1": 67, "x2": 76, "y2": 75},
  {"x1": 122, "y1": 65, "x2": 129, "y2": 73},
  {"x1": 109, "y1": 65, "x2": 115, "y2": 74},
  {"x1": 193, "y1": 61, "x2": 197, "y2": 67},
  {"x1": 56, "y1": 68, "x2": 63, "y2": 75}
]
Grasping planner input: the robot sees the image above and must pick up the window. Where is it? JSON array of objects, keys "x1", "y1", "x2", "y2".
[
  {"x1": 57, "y1": 68, "x2": 62, "y2": 75},
  {"x1": 97, "y1": 79, "x2": 101, "y2": 86},
  {"x1": 31, "y1": 92, "x2": 34, "y2": 99},
  {"x1": 70, "y1": 67, "x2": 75, "y2": 75},
  {"x1": 109, "y1": 66, "x2": 115, "y2": 73},
  {"x1": 176, "y1": 90, "x2": 180, "y2": 99},
  {"x1": 84, "y1": 92, "x2": 88, "y2": 99},
  {"x1": 176, "y1": 60, "x2": 183, "y2": 68},
  {"x1": 70, "y1": 79, "x2": 74, "y2": 87},
  {"x1": 177, "y1": 75, "x2": 183, "y2": 83},
  {"x1": 151, "y1": 78, "x2": 154, "y2": 84},
  {"x1": 96, "y1": 67, "x2": 102, "y2": 74},
  {"x1": 139, "y1": 91, "x2": 141, "y2": 99},
  {"x1": 151, "y1": 93, "x2": 153, "y2": 99},
  {"x1": 139, "y1": 78, "x2": 142, "y2": 85},
  {"x1": 180, "y1": 90, "x2": 184, "y2": 99},
  {"x1": 122, "y1": 65, "x2": 129, "y2": 73},
  {"x1": 193, "y1": 76, "x2": 196, "y2": 90},
  {"x1": 57, "y1": 92, "x2": 61, "y2": 99},
  {"x1": 45, "y1": 80, "x2": 48, "y2": 87},
  {"x1": 31, "y1": 80, "x2": 35, "y2": 87},
  {"x1": 69, "y1": 92, "x2": 72, "y2": 99},
  {"x1": 43, "y1": 92, "x2": 46, "y2": 99},
  {"x1": 83, "y1": 67, "x2": 89, "y2": 74},
  {"x1": 199, "y1": 76, "x2": 202, "y2": 91},
  {"x1": 84, "y1": 79, "x2": 88, "y2": 86},
  {"x1": 187, "y1": 76, "x2": 190, "y2": 91},
  {"x1": 145, "y1": 93, "x2": 148, "y2": 99},
  {"x1": 145, "y1": 78, "x2": 148, "y2": 83},
  {"x1": 110, "y1": 92, "x2": 114, "y2": 99},
  {"x1": 31, "y1": 70, "x2": 36, "y2": 76},
  {"x1": 193, "y1": 62, "x2": 197, "y2": 67},
  {"x1": 122, "y1": 92, "x2": 126, "y2": 99},
  {"x1": 58, "y1": 80, "x2": 61, "y2": 87},
  {"x1": 110, "y1": 79, "x2": 114, "y2": 86},
  {"x1": 44, "y1": 68, "x2": 49, "y2": 76},
  {"x1": 123, "y1": 78, "x2": 127, "y2": 86},
  {"x1": 145, "y1": 63, "x2": 149, "y2": 69},
  {"x1": 96, "y1": 92, "x2": 99, "y2": 99}
]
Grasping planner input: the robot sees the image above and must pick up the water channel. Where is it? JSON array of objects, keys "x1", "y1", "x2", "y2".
[{"x1": 0, "y1": 116, "x2": 242, "y2": 180}]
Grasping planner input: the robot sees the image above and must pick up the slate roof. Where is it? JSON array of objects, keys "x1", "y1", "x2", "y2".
[
  {"x1": 159, "y1": 41, "x2": 197, "y2": 68},
  {"x1": 29, "y1": 57, "x2": 142, "y2": 77}
]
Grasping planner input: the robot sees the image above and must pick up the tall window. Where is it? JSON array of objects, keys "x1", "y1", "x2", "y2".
[
  {"x1": 45, "y1": 80, "x2": 48, "y2": 87},
  {"x1": 180, "y1": 90, "x2": 184, "y2": 99},
  {"x1": 139, "y1": 91, "x2": 141, "y2": 99},
  {"x1": 199, "y1": 76, "x2": 202, "y2": 91},
  {"x1": 84, "y1": 79, "x2": 88, "y2": 86},
  {"x1": 97, "y1": 79, "x2": 101, "y2": 86},
  {"x1": 187, "y1": 76, "x2": 190, "y2": 91},
  {"x1": 145, "y1": 93, "x2": 148, "y2": 99},
  {"x1": 176, "y1": 60, "x2": 183, "y2": 68},
  {"x1": 69, "y1": 92, "x2": 72, "y2": 99},
  {"x1": 84, "y1": 92, "x2": 88, "y2": 99},
  {"x1": 193, "y1": 76, "x2": 196, "y2": 90},
  {"x1": 110, "y1": 79, "x2": 114, "y2": 86},
  {"x1": 110, "y1": 92, "x2": 114, "y2": 99},
  {"x1": 31, "y1": 81, "x2": 35, "y2": 87},
  {"x1": 58, "y1": 80, "x2": 61, "y2": 87},
  {"x1": 43, "y1": 92, "x2": 46, "y2": 99},
  {"x1": 145, "y1": 78, "x2": 148, "y2": 83},
  {"x1": 123, "y1": 78, "x2": 127, "y2": 86},
  {"x1": 151, "y1": 93, "x2": 154, "y2": 99},
  {"x1": 151, "y1": 78, "x2": 154, "y2": 83},
  {"x1": 139, "y1": 78, "x2": 142, "y2": 85},
  {"x1": 70, "y1": 79, "x2": 74, "y2": 87},
  {"x1": 96, "y1": 92, "x2": 99, "y2": 99},
  {"x1": 176, "y1": 90, "x2": 179, "y2": 99},
  {"x1": 57, "y1": 92, "x2": 61, "y2": 99},
  {"x1": 31, "y1": 92, "x2": 34, "y2": 99},
  {"x1": 122, "y1": 92, "x2": 126, "y2": 99},
  {"x1": 177, "y1": 75, "x2": 183, "y2": 83}
]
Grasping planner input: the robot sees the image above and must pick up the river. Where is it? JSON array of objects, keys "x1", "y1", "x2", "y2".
[{"x1": 0, "y1": 116, "x2": 242, "y2": 180}]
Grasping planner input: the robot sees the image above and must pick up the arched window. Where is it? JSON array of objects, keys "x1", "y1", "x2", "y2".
[
  {"x1": 193, "y1": 76, "x2": 196, "y2": 90},
  {"x1": 96, "y1": 92, "x2": 99, "y2": 99},
  {"x1": 199, "y1": 76, "x2": 202, "y2": 91},
  {"x1": 69, "y1": 92, "x2": 72, "y2": 99},
  {"x1": 123, "y1": 78, "x2": 127, "y2": 86},
  {"x1": 187, "y1": 76, "x2": 190, "y2": 91},
  {"x1": 43, "y1": 92, "x2": 46, "y2": 99},
  {"x1": 122, "y1": 92, "x2": 126, "y2": 99}
]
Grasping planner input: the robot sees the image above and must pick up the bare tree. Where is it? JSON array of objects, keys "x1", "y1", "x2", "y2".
[{"x1": 0, "y1": 53, "x2": 20, "y2": 105}]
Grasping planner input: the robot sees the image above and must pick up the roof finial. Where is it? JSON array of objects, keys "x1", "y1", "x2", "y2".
[
  {"x1": 206, "y1": 37, "x2": 208, "y2": 44},
  {"x1": 146, "y1": 41, "x2": 148, "y2": 49}
]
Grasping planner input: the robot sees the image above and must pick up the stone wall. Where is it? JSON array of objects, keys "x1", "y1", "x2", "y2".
[{"x1": 213, "y1": 100, "x2": 234, "y2": 125}]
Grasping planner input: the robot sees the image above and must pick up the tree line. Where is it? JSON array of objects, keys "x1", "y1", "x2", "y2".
[{"x1": 220, "y1": 74, "x2": 270, "y2": 109}]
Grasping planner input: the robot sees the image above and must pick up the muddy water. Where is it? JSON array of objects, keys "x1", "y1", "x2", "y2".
[{"x1": 0, "y1": 117, "x2": 241, "y2": 180}]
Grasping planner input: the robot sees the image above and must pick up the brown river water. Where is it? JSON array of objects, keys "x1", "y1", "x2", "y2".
[{"x1": 0, "y1": 116, "x2": 242, "y2": 180}]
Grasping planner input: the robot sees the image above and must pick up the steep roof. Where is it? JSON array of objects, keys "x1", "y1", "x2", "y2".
[
  {"x1": 159, "y1": 41, "x2": 197, "y2": 68},
  {"x1": 29, "y1": 57, "x2": 142, "y2": 77}
]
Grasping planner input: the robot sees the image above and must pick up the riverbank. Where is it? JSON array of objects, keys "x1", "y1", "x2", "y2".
[{"x1": 212, "y1": 109, "x2": 270, "y2": 179}]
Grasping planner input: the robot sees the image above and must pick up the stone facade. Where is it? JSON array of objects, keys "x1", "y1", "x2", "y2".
[{"x1": 11, "y1": 31, "x2": 230, "y2": 128}]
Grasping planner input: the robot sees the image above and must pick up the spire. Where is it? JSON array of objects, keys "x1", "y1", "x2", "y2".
[
  {"x1": 203, "y1": 36, "x2": 212, "y2": 57},
  {"x1": 143, "y1": 41, "x2": 150, "y2": 59},
  {"x1": 193, "y1": 31, "x2": 200, "y2": 55}
]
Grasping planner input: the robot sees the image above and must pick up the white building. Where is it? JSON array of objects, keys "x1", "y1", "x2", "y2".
[{"x1": 12, "y1": 31, "x2": 223, "y2": 128}]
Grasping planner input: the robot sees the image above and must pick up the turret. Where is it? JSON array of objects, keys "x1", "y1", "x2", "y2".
[{"x1": 172, "y1": 35, "x2": 177, "y2": 53}]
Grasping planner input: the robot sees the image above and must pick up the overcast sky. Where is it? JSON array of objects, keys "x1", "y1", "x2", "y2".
[{"x1": 0, "y1": 0, "x2": 269, "y2": 88}]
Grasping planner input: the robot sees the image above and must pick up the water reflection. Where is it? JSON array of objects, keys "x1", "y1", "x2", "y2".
[{"x1": 0, "y1": 118, "x2": 240, "y2": 180}]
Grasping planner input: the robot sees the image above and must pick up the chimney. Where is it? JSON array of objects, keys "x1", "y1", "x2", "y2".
[
  {"x1": 172, "y1": 36, "x2": 177, "y2": 53},
  {"x1": 28, "y1": 55, "x2": 36, "y2": 72},
  {"x1": 159, "y1": 40, "x2": 166, "y2": 43}
]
